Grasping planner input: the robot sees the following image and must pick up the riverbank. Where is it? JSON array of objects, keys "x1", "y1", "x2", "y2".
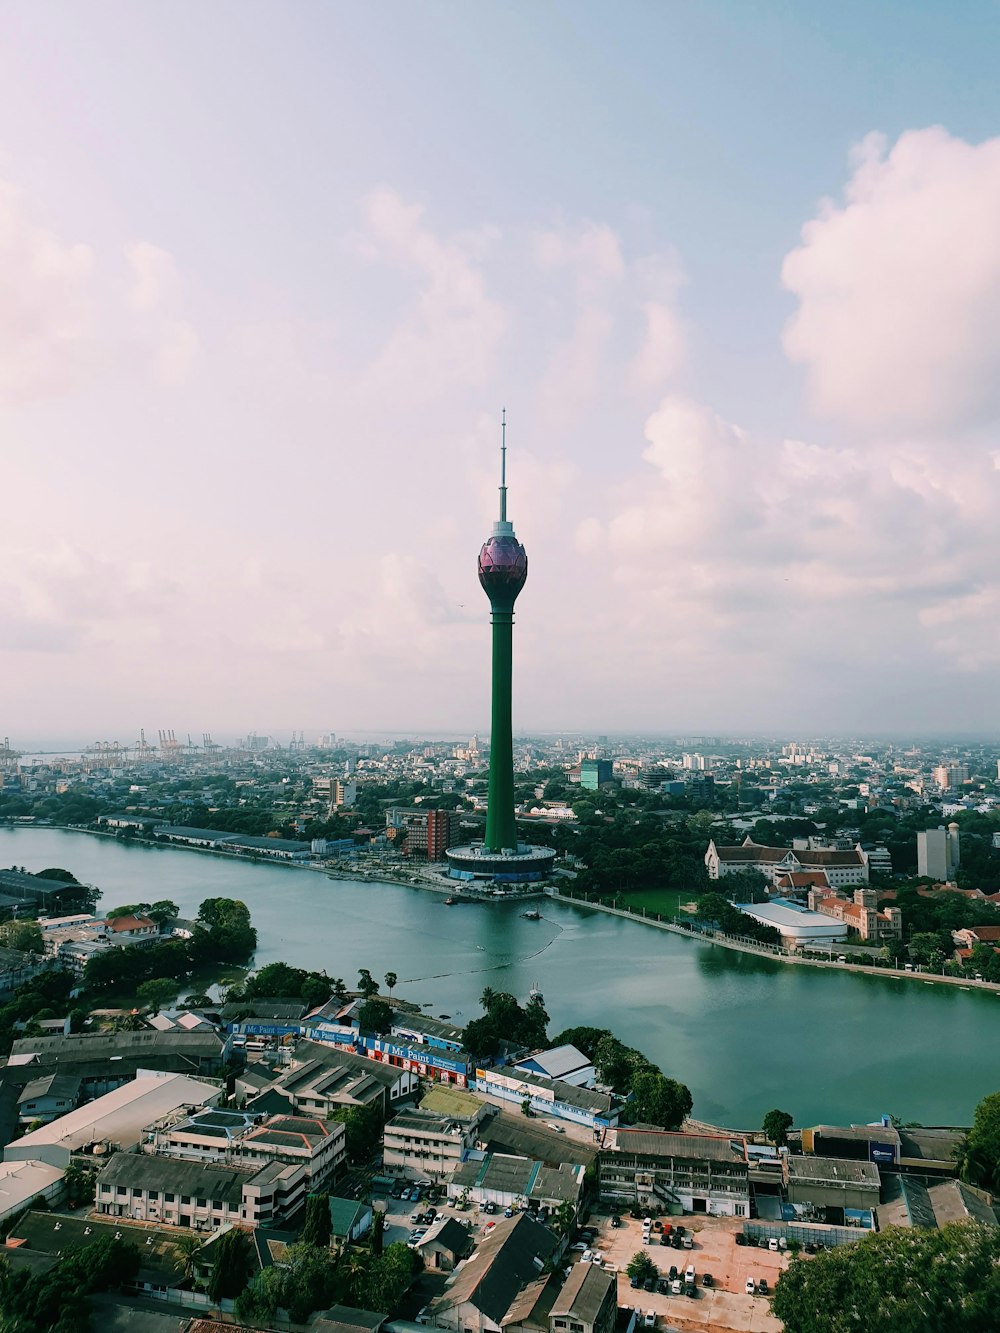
[{"x1": 546, "y1": 887, "x2": 1000, "y2": 994}]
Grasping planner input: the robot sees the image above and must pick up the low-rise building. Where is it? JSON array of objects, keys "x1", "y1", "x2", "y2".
[
  {"x1": 414, "y1": 1216, "x2": 473, "y2": 1271},
  {"x1": 16, "y1": 1073, "x2": 81, "y2": 1125},
  {"x1": 267, "y1": 1040, "x2": 418, "y2": 1117},
  {"x1": 734, "y1": 898, "x2": 848, "y2": 948},
  {"x1": 5, "y1": 1072, "x2": 222, "y2": 1168},
  {"x1": 329, "y1": 1196, "x2": 373, "y2": 1243},
  {"x1": 425, "y1": 1212, "x2": 561, "y2": 1333},
  {"x1": 383, "y1": 1104, "x2": 489, "y2": 1180},
  {"x1": 95, "y1": 1150, "x2": 308, "y2": 1229},
  {"x1": 807, "y1": 887, "x2": 903, "y2": 942},
  {"x1": 784, "y1": 1156, "x2": 881, "y2": 1211},
  {"x1": 705, "y1": 838, "x2": 869, "y2": 888},
  {"x1": 513, "y1": 1045, "x2": 595, "y2": 1088},
  {"x1": 549, "y1": 1261, "x2": 616, "y2": 1333},
  {"x1": 448, "y1": 1151, "x2": 585, "y2": 1214},
  {"x1": 0, "y1": 1159, "x2": 66, "y2": 1223},
  {"x1": 599, "y1": 1129, "x2": 750, "y2": 1217},
  {"x1": 877, "y1": 1176, "x2": 998, "y2": 1231},
  {"x1": 474, "y1": 1067, "x2": 617, "y2": 1130},
  {"x1": 146, "y1": 1106, "x2": 346, "y2": 1190}
]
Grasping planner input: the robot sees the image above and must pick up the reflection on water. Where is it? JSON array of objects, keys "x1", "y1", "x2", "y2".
[{"x1": 0, "y1": 827, "x2": 995, "y2": 1128}]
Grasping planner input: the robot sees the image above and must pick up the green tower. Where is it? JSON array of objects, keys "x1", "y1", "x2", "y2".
[{"x1": 478, "y1": 414, "x2": 528, "y2": 853}]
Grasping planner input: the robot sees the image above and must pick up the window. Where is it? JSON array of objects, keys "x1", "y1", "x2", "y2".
[
  {"x1": 197, "y1": 1198, "x2": 207, "y2": 1208},
  {"x1": 164, "y1": 1193, "x2": 175, "y2": 1203},
  {"x1": 117, "y1": 1186, "x2": 127, "y2": 1196}
]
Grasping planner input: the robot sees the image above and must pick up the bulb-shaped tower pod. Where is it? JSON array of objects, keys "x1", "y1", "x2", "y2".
[{"x1": 446, "y1": 414, "x2": 555, "y2": 886}]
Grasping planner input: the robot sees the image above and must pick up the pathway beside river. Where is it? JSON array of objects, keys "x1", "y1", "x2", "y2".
[{"x1": 0, "y1": 825, "x2": 995, "y2": 1128}]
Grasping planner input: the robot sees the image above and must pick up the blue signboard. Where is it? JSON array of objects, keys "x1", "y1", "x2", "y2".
[
  {"x1": 868, "y1": 1142, "x2": 896, "y2": 1164},
  {"x1": 229, "y1": 1021, "x2": 301, "y2": 1037},
  {"x1": 364, "y1": 1036, "x2": 468, "y2": 1075}
]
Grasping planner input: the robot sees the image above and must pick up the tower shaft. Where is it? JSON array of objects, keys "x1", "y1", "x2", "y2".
[{"x1": 485, "y1": 609, "x2": 517, "y2": 852}]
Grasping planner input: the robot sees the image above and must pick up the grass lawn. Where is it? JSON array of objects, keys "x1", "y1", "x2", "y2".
[{"x1": 610, "y1": 888, "x2": 694, "y2": 918}]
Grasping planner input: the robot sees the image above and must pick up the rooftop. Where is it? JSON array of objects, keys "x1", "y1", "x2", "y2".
[
  {"x1": 612, "y1": 1130, "x2": 749, "y2": 1165},
  {"x1": 96, "y1": 1150, "x2": 256, "y2": 1205}
]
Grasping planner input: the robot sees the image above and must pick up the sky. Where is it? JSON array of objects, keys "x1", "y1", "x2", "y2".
[{"x1": 4, "y1": 1, "x2": 1000, "y2": 742}]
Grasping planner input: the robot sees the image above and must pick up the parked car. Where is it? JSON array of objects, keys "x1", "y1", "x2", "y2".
[
  {"x1": 643, "y1": 1217, "x2": 653, "y2": 1227},
  {"x1": 504, "y1": 1208, "x2": 514, "y2": 1218},
  {"x1": 745, "y1": 1279, "x2": 756, "y2": 1295},
  {"x1": 758, "y1": 1279, "x2": 769, "y2": 1296},
  {"x1": 656, "y1": 1279, "x2": 669, "y2": 1294},
  {"x1": 662, "y1": 1223, "x2": 672, "y2": 1235},
  {"x1": 670, "y1": 1279, "x2": 682, "y2": 1295},
  {"x1": 701, "y1": 1273, "x2": 714, "y2": 1288},
  {"x1": 630, "y1": 1276, "x2": 641, "y2": 1290},
  {"x1": 684, "y1": 1265, "x2": 696, "y2": 1284},
  {"x1": 581, "y1": 1250, "x2": 594, "y2": 1265},
  {"x1": 668, "y1": 1266, "x2": 678, "y2": 1280},
  {"x1": 670, "y1": 1234, "x2": 683, "y2": 1249},
  {"x1": 658, "y1": 1235, "x2": 670, "y2": 1246},
  {"x1": 685, "y1": 1283, "x2": 696, "y2": 1299},
  {"x1": 611, "y1": 1215, "x2": 622, "y2": 1229},
  {"x1": 643, "y1": 1276, "x2": 656, "y2": 1292},
  {"x1": 643, "y1": 1312, "x2": 655, "y2": 1328},
  {"x1": 735, "y1": 1234, "x2": 746, "y2": 1246},
  {"x1": 410, "y1": 1211, "x2": 423, "y2": 1224},
  {"x1": 768, "y1": 1238, "x2": 779, "y2": 1252},
  {"x1": 570, "y1": 1242, "x2": 587, "y2": 1252},
  {"x1": 483, "y1": 1202, "x2": 497, "y2": 1215}
]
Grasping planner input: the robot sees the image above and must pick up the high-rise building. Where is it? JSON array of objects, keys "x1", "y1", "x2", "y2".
[
  {"x1": 447, "y1": 418, "x2": 555, "y2": 884},
  {"x1": 917, "y1": 824, "x2": 961, "y2": 881}
]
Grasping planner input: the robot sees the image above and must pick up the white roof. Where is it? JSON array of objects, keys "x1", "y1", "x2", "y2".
[
  {"x1": 5, "y1": 1073, "x2": 220, "y2": 1168},
  {"x1": 516, "y1": 1044, "x2": 593, "y2": 1079},
  {"x1": 737, "y1": 901, "x2": 848, "y2": 941},
  {"x1": 0, "y1": 1159, "x2": 65, "y2": 1220}
]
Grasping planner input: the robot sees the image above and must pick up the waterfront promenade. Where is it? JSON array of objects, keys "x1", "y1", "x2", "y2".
[{"x1": 546, "y1": 886, "x2": 1000, "y2": 994}]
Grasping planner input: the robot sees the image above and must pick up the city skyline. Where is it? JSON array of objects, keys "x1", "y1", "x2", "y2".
[{"x1": 5, "y1": 4, "x2": 1000, "y2": 734}]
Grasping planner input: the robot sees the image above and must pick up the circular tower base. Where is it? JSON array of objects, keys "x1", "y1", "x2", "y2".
[{"x1": 445, "y1": 842, "x2": 556, "y2": 884}]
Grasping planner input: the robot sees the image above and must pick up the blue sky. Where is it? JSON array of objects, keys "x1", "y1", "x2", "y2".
[{"x1": 4, "y1": 2, "x2": 1000, "y2": 739}]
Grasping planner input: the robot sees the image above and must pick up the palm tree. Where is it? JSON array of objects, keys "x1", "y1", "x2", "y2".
[
  {"x1": 173, "y1": 1234, "x2": 203, "y2": 1284},
  {"x1": 332, "y1": 977, "x2": 348, "y2": 1002},
  {"x1": 384, "y1": 971, "x2": 397, "y2": 1000},
  {"x1": 480, "y1": 987, "x2": 497, "y2": 1012}
]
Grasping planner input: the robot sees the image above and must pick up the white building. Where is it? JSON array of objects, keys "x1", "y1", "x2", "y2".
[
  {"x1": 4, "y1": 1073, "x2": 222, "y2": 1169},
  {"x1": 705, "y1": 838, "x2": 869, "y2": 888},
  {"x1": 735, "y1": 899, "x2": 848, "y2": 948},
  {"x1": 917, "y1": 825, "x2": 961, "y2": 881},
  {"x1": 513, "y1": 1044, "x2": 595, "y2": 1088}
]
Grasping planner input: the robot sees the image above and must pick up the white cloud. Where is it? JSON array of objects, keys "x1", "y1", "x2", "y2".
[
  {"x1": 126, "y1": 241, "x2": 177, "y2": 311},
  {"x1": 357, "y1": 188, "x2": 509, "y2": 399},
  {"x1": 783, "y1": 127, "x2": 1000, "y2": 432},
  {"x1": 0, "y1": 178, "x2": 96, "y2": 404}
]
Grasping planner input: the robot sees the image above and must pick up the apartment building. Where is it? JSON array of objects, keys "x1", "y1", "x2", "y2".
[{"x1": 95, "y1": 1151, "x2": 308, "y2": 1229}]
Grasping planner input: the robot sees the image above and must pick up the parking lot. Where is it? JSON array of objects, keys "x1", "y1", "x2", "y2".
[{"x1": 582, "y1": 1211, "x2": 788, "y2": 1333}]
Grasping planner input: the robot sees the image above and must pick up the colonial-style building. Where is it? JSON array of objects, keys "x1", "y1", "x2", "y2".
[
  {"x1": 807, "y1": 886, "x2": 902, "y2": 942},
  {"x1": 705, "y1": 837, "x2": 869, "y2": 888}
]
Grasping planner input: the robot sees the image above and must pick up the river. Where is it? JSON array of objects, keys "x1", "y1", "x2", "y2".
[{"x1": 1, "y1": 827, "x2": 995, "y2": 1129}]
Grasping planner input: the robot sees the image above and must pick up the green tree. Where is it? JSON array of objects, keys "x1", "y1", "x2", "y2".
[
  {"x1": 625, "y1": 1251, "x2": 657, "y2": 1284},
  {"x1": 357, "y1": 968, "x2": 379, "y2": 1000},
  {"x1": 958, "y1": 1091, "x2": 1000, "y2": 1190},
  {"x1": 384, "y1": 970, "x2": 398, "y2": 999},
  {"x1": 62, "y1": 1161, "x2": 96, "y2": 1209},
  {"x1": 136, "y1": 977, "x2": 179, "y2": 1013},
  {"x1": 358, "y1": 998, "x2": 393, "y2": 1036},
  {"x1": 521, "y1": 1095, "x2": 533, "y2": 1117},
  {"x1": 329, "y1": 1100, "x2": 385, "y2": 1162},
  {"x1": 207, "y1": 1226, "x2": 257, "y2": 1302},
  {"x1": 629, "y1": 1070, "x2": 693, "y2": 1130},
  {"x1": 772, "y1": 1220, "x2": 1000, "y2": 1332},
  {"x1": 762, "y1": 1108, "x2": 794, "y2": 1147},
  {"x1": 172, "y1": 1234, "x2": 203, "y2": 1283},
  {"x1": 300, "y1": 1194, "x2": 332, "y2": 1249}
]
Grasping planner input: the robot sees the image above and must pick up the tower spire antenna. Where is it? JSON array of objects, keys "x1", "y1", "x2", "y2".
[{"x1": 500, "y1": 407, "x2": 507, "y2": 523}]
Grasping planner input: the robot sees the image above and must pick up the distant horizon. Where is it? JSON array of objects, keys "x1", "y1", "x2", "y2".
[{"x1": 13, "y1": 727, "x2": 1000, "y2": 752}]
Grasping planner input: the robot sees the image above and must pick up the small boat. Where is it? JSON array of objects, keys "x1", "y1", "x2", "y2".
[
  {"x1": 521, "y1": 909, "x2": 541, "y2": 920},
  {"x1": 444, "y1": 897, "x2": 458, "y2": 905}
]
